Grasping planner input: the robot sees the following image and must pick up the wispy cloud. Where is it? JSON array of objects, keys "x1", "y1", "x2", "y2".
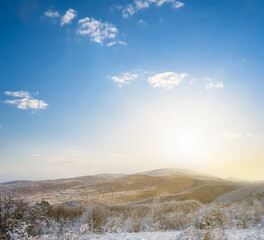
[
  {"x1": 138, "y1": 19, "x2": 146, "y2": 26},
  {"x1": 220, "y1": 132, "x2": 252, "y2": 138},
  {"x1": 63, "y1": 150, "x2": 83, "y2": 157},
  {"x1": 0, "y1": 124, "x2": 2, "y2": 130},
  {"x1": 109, "y1": 71, "x2": 224, "y2": 90},
  {"x1": 5, "y1": 99, "x2": 48, "y2": 110},
  {"x1": 148, "y1": 72, "x2": 187, "y2": 89},
  {"x1": 108, "y1": 152, "x2": 124, "y2": 158},
  {"x1": 77, "y1": 17, "x2": 121, "y2": 45},
  {"x1": 118, "y1": 41, "x2": 127, "y2": 46},
  {"x1": 122, "y1": 4, "x2": 136, "y2": 18},
  {"x1": 111, "y1": 72, "x2": 139, "y2": 86},
  {"x1": 49, "y1": 150, "x2": 83, "y2": 164},
  {"x1": 107, "y1": 42, "x2": 117, "y2": 47},
  {"x1": 107, "y1": 41, "x2": 127, "y2": 47},
  {"x1": 44, "y1": 10, "x2": 60, "y2": 18},
  {"x1": 121, "y1": 0, "x2": 184, "y2": 18},
  {"x1": 4, "y1": 91, "x2": 31, "y2": 98},
  {"x1": 206, "y1": 82, "x2": 223, "y2": 89},
  {"x1": 135, "y1": 0, "x2": 150, "y2": 9},
  {"x1": 174, "y1": 1, "x2": 184, "y2": 8},
  {"x1": 64, "y1": 150, "x2": 83, "y2": 154},
  {"x1": 4, "y1": 91, "x2": 48, "y2": 110},
  {"x1": 188, "y1": 78, "x2": 195, "y2": 85},
  {"x1": 61, "y1": 9, "x2": 77, "y2": 26},
  {"x1": 205, "y1": 78, "x2": 223, "y2": 89}
]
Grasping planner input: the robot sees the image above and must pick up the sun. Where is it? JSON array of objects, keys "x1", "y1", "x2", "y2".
[{"x1": 178, "y1": 134, "x2": 200, "y2": 154}]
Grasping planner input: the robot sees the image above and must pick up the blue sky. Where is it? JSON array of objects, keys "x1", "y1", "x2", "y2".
[{"x1": 0, "y1": 0, "x2": 264, "y2": 181}]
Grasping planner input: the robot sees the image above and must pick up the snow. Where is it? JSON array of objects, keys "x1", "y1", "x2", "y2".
[
  {"x1": 226, "y1": 229, "x2": 264, "y2": 239},
  {"x1": 40, "y1": 229, "x2": 264, "y2": 240},
  {"x1": 79, "y1": 231, "x2": 182, "y2": 240}
]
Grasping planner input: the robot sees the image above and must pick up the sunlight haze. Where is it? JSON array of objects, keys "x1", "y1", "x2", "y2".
[{"x1": 0, "y1": 0, "x2": 264, "y2": 182}]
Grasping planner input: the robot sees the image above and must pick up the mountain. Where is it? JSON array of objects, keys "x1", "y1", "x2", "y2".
[
  {"x1": 0, "y1": 168, "x2": 260, "y2": 207},
  {"x1": 140, "y1": 168, "x2": 205, "y2": 176},
  {"x1": 1, "y1": 180, "x2": 32, "y2": 185},
  {"x1": 139, "y1": 168, "x2": 219, "y2": 181},
  {"x1": 215, "y1": 183, "x2": 264, "y2": 203}
]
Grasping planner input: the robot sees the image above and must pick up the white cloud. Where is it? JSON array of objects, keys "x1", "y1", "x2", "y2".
[
  {"x1": 44, "y1": 10, "x2": 60, "y2": 18},
  {"x1": 107, "y1": 41, "x2": 127, "y2": 47},
  {"x1": 118, "y1": 41, "x2": 127, "y2": 46},
  {"x1": 4, "y1": 91, "x2": 48, "y2": 110},
  {"x1": 5, "y1": 98, "x2": 48, "y2": 110},
  {"x1": 156, "y1": 0, "x2": 170, "y2": 7},
  {"x1": 173, "y1": 1, "x2": 184, "y2": 8},
  {"x1": 109, "y1": 72, "x2": 224, "y2": 90},
  {"x1": 61, "y1": 9, "x2": 77, "y2": 26},
  {"x1": 221, "y1": 132, "x2": 243, "y2": 138},
  {"x1": 122, "y1": 4, "x2": 136, "y2": 18},
  {"x1": 121, "y1": 0, "x2": 184, "y2": 18},
  {"x1": 220, "y1": 132, "x2": 253, "y2": 138},
  {"x1": 111, "y1": 72, "x2": 139, "y2": 85},
  {"x1": 4, "y1": 91, "x2": 31, "y2": 98},
  {"x1": 135, "y1": 0, "x2": 150, "y2": 10},
  {"x1": 156, "y1": 0, "x2": 184, "y2": 8},
  {"x1": 188, "y1": 78, "x2": 195, "y2": 85},
  {"x1": 36, "y1": 149, "x2": 84, "y2": 165},
  {"x1": 148, "y1": 72, "x2": 187, "y2": 89},
  {"x1": 77, "y1": 17, "x2": 119, "y2": 45},
  {"x1": 107, "y1": 41, "x2": 117, "y2": 47},
  {"x1": 206, "y1": 82, "x2": 223, "y2": 89},
  {"x1": 49, "y1": 150, "x2": 83, "y2": 164}
]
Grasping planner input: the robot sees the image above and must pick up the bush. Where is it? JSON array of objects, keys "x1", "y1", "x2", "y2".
[
  {"x1": 0, "y1": 193, "x2": 85, "y2": 239},
  {"x1": 191, "y1": 203, "x2": 228, "y2": 229},
  {"x1": 0, "y1": 193, "x2": 32, "y2": 239},
  {"x1": 81, "y1": 204, "x2": 110, "y2": 233},
  {"x1": 1, "y1": 193, "x2": 264, "y2": 238}
]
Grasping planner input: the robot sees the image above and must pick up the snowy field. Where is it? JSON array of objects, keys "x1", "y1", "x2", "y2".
[{"x1": 40, "y1": 229, "x2": 264, "y2": 240}]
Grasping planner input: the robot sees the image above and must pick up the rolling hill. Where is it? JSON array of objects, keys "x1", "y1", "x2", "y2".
[{"x1": 0, "y1": 168, "x2": 261, "y2": 206}]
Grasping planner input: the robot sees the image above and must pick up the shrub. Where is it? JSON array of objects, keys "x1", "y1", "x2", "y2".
[
  {"x1": 81, "y1": 204, "x2": 110, "y2": 233},
  {"x1": 191, "y1": 203, "x2": 228, "y2": 229},
  {"x1": 1, "y1": 193, "x2": 264, "y2": 238}
]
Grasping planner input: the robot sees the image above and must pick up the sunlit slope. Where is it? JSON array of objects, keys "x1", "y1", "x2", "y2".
[
  {"x1": 215, "y1": 183, "x2": 264, "y2": 203},
  {"x1": 0, "y1": 168, "x2": 258, "y2": 206},
  {"x1": 139, "y1": 168, "x2": 214, "y2": 178}
]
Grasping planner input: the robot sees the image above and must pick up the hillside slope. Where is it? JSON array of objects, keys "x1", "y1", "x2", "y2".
[{"x1": 0, "y1": 168, "x2": 258, "y2": 206}]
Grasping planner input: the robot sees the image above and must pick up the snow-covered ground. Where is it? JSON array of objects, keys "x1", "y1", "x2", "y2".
[{"x1": 41, "y1": 229, "x2": 264, "y2": 240}]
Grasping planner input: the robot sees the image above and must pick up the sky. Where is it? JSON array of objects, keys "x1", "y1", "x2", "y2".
[{"x1": 0, "y1": 0, "x2": 264, "y2": 182}]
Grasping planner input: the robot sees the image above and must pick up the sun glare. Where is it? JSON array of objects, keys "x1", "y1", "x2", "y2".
[{"x1": 178, "y1": 135, "x2": 200, "y2": 154}]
